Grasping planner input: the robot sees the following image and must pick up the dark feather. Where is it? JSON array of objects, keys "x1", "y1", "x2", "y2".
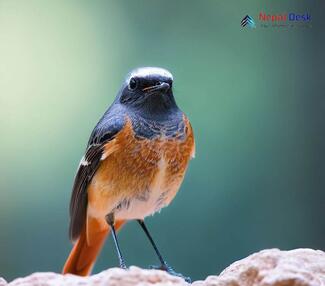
[{"x1": 69, "y1": 106, "x2": 126, "y2": 241}]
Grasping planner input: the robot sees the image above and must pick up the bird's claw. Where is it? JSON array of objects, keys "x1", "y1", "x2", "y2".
[
  {"x1": 120, "y1": 264, "x2": 128, "y2": 270},
  {"x1": 149, "y1": 264, "x2": 191, "y2": 283}
]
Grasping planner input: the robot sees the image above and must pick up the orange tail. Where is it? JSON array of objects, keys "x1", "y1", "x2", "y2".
[{"x1": 62, "y1": 220, "x2": 125, "y2": 276}]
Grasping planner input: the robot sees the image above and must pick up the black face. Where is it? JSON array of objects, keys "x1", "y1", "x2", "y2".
[{"x1": 118, "y1": 68, "x2": 177, "y2": 114}]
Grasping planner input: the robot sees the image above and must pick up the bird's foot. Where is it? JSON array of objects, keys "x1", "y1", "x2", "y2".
[
  {"x1": 119, "y1": 263, "x2": 128, "y2": 270},
  {"x1": 149, "y1": 263, "x2": 191, "y2": 283}
]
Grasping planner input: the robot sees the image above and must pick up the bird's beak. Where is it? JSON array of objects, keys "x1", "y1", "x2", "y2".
[{"x1": 142, "y1": 82, "x2": 170, "y2": 93}]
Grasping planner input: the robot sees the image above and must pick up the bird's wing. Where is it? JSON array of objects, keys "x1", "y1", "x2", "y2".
[{"x1": 69, "y1": 110, "x2": 125, "y2": 241}]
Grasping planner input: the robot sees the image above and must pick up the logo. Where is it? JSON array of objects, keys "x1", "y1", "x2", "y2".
[
  {"x1": 241, "y1": 15, "x2": 256, "y2": 28},
  {"x1": 259, "y1": 12, "x2": 311, "y2": 22},
  {"x1": 241, "y1": 12, "x2": 312, "y2": 29}
]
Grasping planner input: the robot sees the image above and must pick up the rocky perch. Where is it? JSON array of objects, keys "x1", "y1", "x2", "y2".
[{"x1": 2, "y1": 249, "x2": 325, "y2": 286}]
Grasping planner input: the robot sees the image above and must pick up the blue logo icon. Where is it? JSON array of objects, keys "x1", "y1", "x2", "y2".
[{"x1": 241, "y1": 15, "x2": 256, "y2": 28}]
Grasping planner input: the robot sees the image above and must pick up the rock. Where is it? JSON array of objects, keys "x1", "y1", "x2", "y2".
[
  {"x1": 193, "y1": 248, "x2": 325, "y2": 286},
  {"x1": 4, "y1": 249, "x2": 325, "y2": 285},
  {"x1": 8, "y1": 266, "x2": 187, "y2": 286}
]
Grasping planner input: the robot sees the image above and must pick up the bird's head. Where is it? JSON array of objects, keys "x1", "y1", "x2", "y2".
[{"x1": 117, "y1": 67, "x2": 177, "y2": 116}]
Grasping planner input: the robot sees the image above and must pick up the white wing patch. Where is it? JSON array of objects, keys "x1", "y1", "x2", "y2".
[{"x1": 79, "y1": 156, "x2": 90, "y2": 166}]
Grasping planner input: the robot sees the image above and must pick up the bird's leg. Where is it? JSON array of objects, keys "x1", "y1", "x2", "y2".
[
  {"x1": 106, "y1": 213, "x2": 127, "y2": 269},
  {"x1": 137, "y1": 219, "x2": 191, "y2": 283}
]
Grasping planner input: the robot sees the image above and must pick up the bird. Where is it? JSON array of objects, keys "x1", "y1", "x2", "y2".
[{"x1": 62, "y1": 67, "x2": 195, "y2": 281}]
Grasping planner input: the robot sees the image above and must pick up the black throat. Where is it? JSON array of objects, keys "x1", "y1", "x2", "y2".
[
  {"x1": 137, "y1": 92, "x2": 178, "y2": 120},
  {"x1": 127, "y1": 97, "x2": 184, "y2": 140}
]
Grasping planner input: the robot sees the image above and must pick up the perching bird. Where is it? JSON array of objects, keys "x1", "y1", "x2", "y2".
[{"x1": 62, "y1": 67, "x2": 195, "y2": 281}]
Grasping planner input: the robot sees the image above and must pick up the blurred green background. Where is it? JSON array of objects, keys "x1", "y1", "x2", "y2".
[{"x1": 0, "y1": 0, "x2": 324, "y2": 282}]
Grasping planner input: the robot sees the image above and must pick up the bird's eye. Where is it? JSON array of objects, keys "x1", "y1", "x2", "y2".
[{"x1": 128, "y1": 78, "x2": 138, "y2": 90}]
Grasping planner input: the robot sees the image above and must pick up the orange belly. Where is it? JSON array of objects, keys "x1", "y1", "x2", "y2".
[{"x1": 87, "y1": 117, "x2": 195, "y2": 222}]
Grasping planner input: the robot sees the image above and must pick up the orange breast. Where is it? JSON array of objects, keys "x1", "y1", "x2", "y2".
[{"x1": 87, "y1": 116, "x2": 195, "y2": 221}]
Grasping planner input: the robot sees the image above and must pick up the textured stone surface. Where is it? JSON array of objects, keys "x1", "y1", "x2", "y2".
[
  {"x1": 8, "y1": 267, "x2": 187, "y2": 286},
  {"x1": 193, "y1": 248, "x2": 325, "y2": 286},
  {"x1": 2, "y1": 249, "x2": 325, "y2": 285},
  {"x1": 0, "y1": 278, "x2": 7, "y2": 286}
]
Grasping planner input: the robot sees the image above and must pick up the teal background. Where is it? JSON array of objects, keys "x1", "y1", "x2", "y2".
[{"x1": 0, "y1": 0, "x2": 324, "y2": 282}]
